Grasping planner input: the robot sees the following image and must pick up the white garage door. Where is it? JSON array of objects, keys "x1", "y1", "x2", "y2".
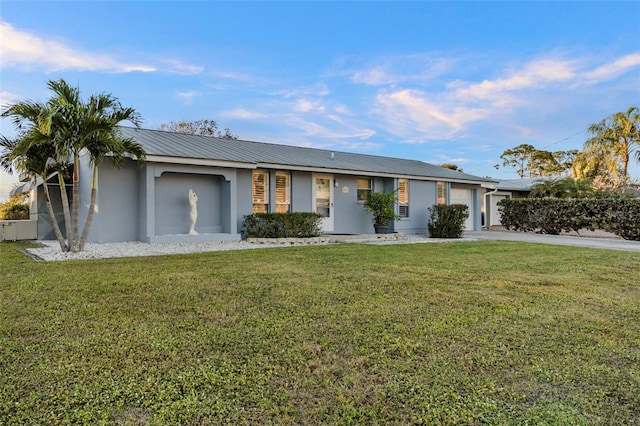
[
  {"x1": 490, "y1": 194, "x2": 508, "y2": 226},
  {"x1": 449, "y1": 188, "x2": 475, "y2": 231}
]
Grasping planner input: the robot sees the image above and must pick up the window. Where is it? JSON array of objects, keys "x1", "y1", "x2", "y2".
[
  {"x1": 357, "y1": 178, "x2": 372, "y2": 202},
  {"x1": 252, "y1": 170, "x2": 269, "y2": 213},
  {"x1": 437, "y1": 181, "x2": 447, "y2": 205},
  {"x1": 275, "y1": 171, "x2": 290, "y2": 213},
  {"x1": 398, "y1": 179, "x2": 409, "y2": 217}
]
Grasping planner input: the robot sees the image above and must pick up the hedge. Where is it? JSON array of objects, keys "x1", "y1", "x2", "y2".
[
  {"x1": 243, "y1": 212, "x2": 323, "y2": 238},
  {"x1": 427, "y1": 204, "x2": 469, "y2": 238},
  {"x1": 498, "y1": 198, "x2": 640, "y2": 241}
]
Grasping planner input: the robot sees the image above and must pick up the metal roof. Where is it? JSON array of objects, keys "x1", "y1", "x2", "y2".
[
  {"x1": 118, "y1": 127, "x2": 495, "y2": 184},
  {"x1": 494, "y1": 178, "x2": 547, "y2": 191}
]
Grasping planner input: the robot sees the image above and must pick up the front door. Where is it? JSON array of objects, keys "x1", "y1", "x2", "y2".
[{"x1": 313, "y1": 174, "x2": 334, "y2": 232}]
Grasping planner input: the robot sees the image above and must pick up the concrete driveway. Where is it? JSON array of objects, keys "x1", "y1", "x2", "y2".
[{"x1": 466, "y1": 230, "x2": 640, "y2": 253}]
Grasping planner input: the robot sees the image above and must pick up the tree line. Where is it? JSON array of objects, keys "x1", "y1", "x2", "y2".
[{"x1": 495, "y1": 106, "x2": 640, "y2": 188}]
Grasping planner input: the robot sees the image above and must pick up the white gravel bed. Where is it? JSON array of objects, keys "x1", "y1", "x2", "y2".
[
  {"x1": 25, "y1": 239, "x2": 285, "y2": 262},
  {"x1": 24, "y1": 234, "x2": 471, "y2": 262}
]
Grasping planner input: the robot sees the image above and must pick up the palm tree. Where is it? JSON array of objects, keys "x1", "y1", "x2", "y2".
[
  {"x1": 77, "y1": 93, "x2": 145, "y2": 250},
  {"x1": 557, "y1": 177, "x2": 594, "y2": 198},
  {"x1": 1, "y1": 79, "x2": 145, "y2": 252},
  {"x1": 584, "y1": 106, "x2": 640, "y2": 186},
  {"x1": 529, "y1": 178, "x2": 564, "y2": 198},
  {"x1": 530, "y1": 177, "x2": 594, "y2": 199},
  {"x1": 46, "y1": 79, "x2": 85, "y2": 251},
  {"x1": 0, "y1": 101, "x2": 70, "y2": 251}
]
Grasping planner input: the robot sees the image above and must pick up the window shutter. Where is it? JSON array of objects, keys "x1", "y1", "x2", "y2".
[{"x1": 275, "y1": 172, "x2": 290, "y2": 213}]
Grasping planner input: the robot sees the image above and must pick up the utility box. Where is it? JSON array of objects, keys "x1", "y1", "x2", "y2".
[{"x1": 0, "y1": 220, "x2": 38, "y2": 241}]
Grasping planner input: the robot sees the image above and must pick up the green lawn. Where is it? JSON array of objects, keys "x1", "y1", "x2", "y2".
[{"x1": 1, "y1": 241, "x2": 639, "y2": 425}]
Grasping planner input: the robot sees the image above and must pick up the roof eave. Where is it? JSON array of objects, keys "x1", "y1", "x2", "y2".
[
  {"x1": 256, "y1": 162, "x2": 491, "y2": 184},
  {"x1": 143, "y1": 156, "x2": 491, "y2": 184},
  {"x1": 146, "y1": 155, "x2": 256, "y2": 170}
]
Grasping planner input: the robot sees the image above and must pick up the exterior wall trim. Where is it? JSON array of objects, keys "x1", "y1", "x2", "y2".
[
  {"x1": 257, "y1": 162, "x2": 491, "y2": 185},
  {"x1": 146, "y1": 155, "x2": 255, "y2": 170}
]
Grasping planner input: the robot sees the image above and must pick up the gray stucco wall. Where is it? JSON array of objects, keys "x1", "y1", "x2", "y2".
[
  {"x1": 291, "y1": 171, "x2": 312, "y2": 212},
  {"x1": 140, "y1": 163, "x2": 240, "y2": 243},
  {"x1": 89, "y1": 160, "x2": 141, "y2": 242},
  {"x1": 69, "y1": 158, "x2": 485, "y2": 242},
  {"x1": 236, "y1": 169, "x2": 253, "y2": 235},
  {"x1": 155, "y1": 172, "x2": 223, "y2": 235},
  {"x1": 393, "y1": 180, "x2": 437, "y2": 234},
  {"x1": 332, "y1": 175, "x2": 378, "y2": 234}
]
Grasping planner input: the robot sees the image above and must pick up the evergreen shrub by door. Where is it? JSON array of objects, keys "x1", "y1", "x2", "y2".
[{"x1": 428, "y1": 204, "x2": 469, "y2": 238}]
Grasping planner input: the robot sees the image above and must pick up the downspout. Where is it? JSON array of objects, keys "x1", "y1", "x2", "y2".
[{"x1": 484, "y1": 186, "x2": 498, "y2": 228}]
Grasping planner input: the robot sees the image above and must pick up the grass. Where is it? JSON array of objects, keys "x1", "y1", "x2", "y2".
[{"x1": 1, "y1": 240, "x2": 639, "y2": 425}]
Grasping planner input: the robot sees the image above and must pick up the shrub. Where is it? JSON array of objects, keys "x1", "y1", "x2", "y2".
[
  {"x1": 427, "y1": 204, "x2": 469, "y2": 238},
  {"x1": 498, "y1": 198, "x2": 592, "y2": 235},
  {"x1": 2, "y1": 203, "x2": 29, "y2": 220},
  {"x1": 498, "y1": 198, "x2": 640, "y2": 241},
  {"x1": 600, "y1": 198, "x2": 640, "y2": 241},
  {"x1": 0, "y1": 193, "x2": 30, "y2": 220},
  {"x1": 362, "y1": 190, "x2": 401, "y2": 226},
  {"x1": 243, "y1": 212, "x2": 323, "y2": 238}
]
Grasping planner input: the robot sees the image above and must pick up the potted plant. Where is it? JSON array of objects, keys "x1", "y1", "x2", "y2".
[{"x1": 363, "y1": 190, "x2": 401, "y2": 234}]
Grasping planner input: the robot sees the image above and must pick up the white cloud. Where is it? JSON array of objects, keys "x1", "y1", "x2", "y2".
[
  {"x1": 350, "y1": 67, "x2": 394, "y2": 86},
  {"x1": 371, "y1": 52, "x2": 640, "y2": 143},
  {"x1": 334, "y1": 104, "x2": 352, "y2": 115},
  {"x1": 175, "y1": 90, "x2": 200, "y2": 105},
  {"x1": 375, "y1": 89, "x2": 488, "y2": 141},
  {"x1": 582, "y1": 52, "x2": 640, "y2": 83},
  {"x1": 279, "y1": 82, "x2": 331, "y2": 98},
  {"x1": 209, "y1": 70, "x2": 260, "y2": 83},
  {"x1": 0, "y1": 91, "x2": 22, "y2": 107},
  {"x1": 0, "y1": 21, "x2": 156, "y2": 73},
  {"x1": 294, "y1": 98, "x2": 326, "y2": 113},
  {"x1": 455, "y1": 58, "x2": 576, "y2": 104},
  {"x1": 435, "y1": 155, "x2": 470, "y2": 163},
  {"x1": 344, "y1": 53, "x2": 456, "y2": 86},
  {"x1": 221, "y1": 108, "x2": 266, "y2": 120},
  {"x1": 0, "y1": 173, "x2": 19, "y2": 202},
  {"x1": 290, "y1": 117, "x2": 376, "y2": 140},
  {"x1": 0, "y1": 21, "x2": 203, "y2": 75},
  {"x1": 161, "y1": 59, "x2": 204, "y2": 75}
]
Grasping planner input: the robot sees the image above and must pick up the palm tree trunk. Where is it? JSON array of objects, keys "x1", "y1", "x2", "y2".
[
  {"x1": 71, "y1": 153, "x2": 80, "y2": 252},
  {"x1": 620, "y1": 140, "x2": 629, "y2": 182},
  {"x1": 42, "y1": 180, "x2": 69, "y2": 252},
  {"x1": 57, "y1": 172, "x2": 72, "y2": 245},
  {"x1": 79, "y1": 166, "x2": 97, "y2": 251}
]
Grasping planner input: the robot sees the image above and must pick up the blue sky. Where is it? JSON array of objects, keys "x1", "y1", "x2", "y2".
[{"x1": 1, "y1": 1, "x2": 639, "y2": 200}]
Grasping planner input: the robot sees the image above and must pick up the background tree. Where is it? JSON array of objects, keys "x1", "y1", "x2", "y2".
[
  {"x1": 1, "y1": 99, "x2": 71, "y2": 251},
  {"x1": 496, "y1": 144, "x2": 576, "y2": 178},
  {"x1": 159, "y1": 119, "x2": 238, "y2": 139},
  {"x1": 1, "y1": 79, "x2": 145, "y2": 252},
  {"x1": 552, "y1": 150, "x2": 579, "y2": 174},
  {"x1": 496, "y1": 144, "x2": 536, "y2": 178},
  {"x1": 0, "y1": 192, "x2": 29, "y2": 220},
  {"x1": 440, "y1": 163, "x2": 463, "y2": 172},
  {"x1": 529, "y1": 177, "x2": 594, "y2": 198},
  {"x1": 582, "y1": 106, "x2": 640, "y2": 186},
  {"x1": 572, "y1": 148, "x2": 618, "y2": 188}
]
